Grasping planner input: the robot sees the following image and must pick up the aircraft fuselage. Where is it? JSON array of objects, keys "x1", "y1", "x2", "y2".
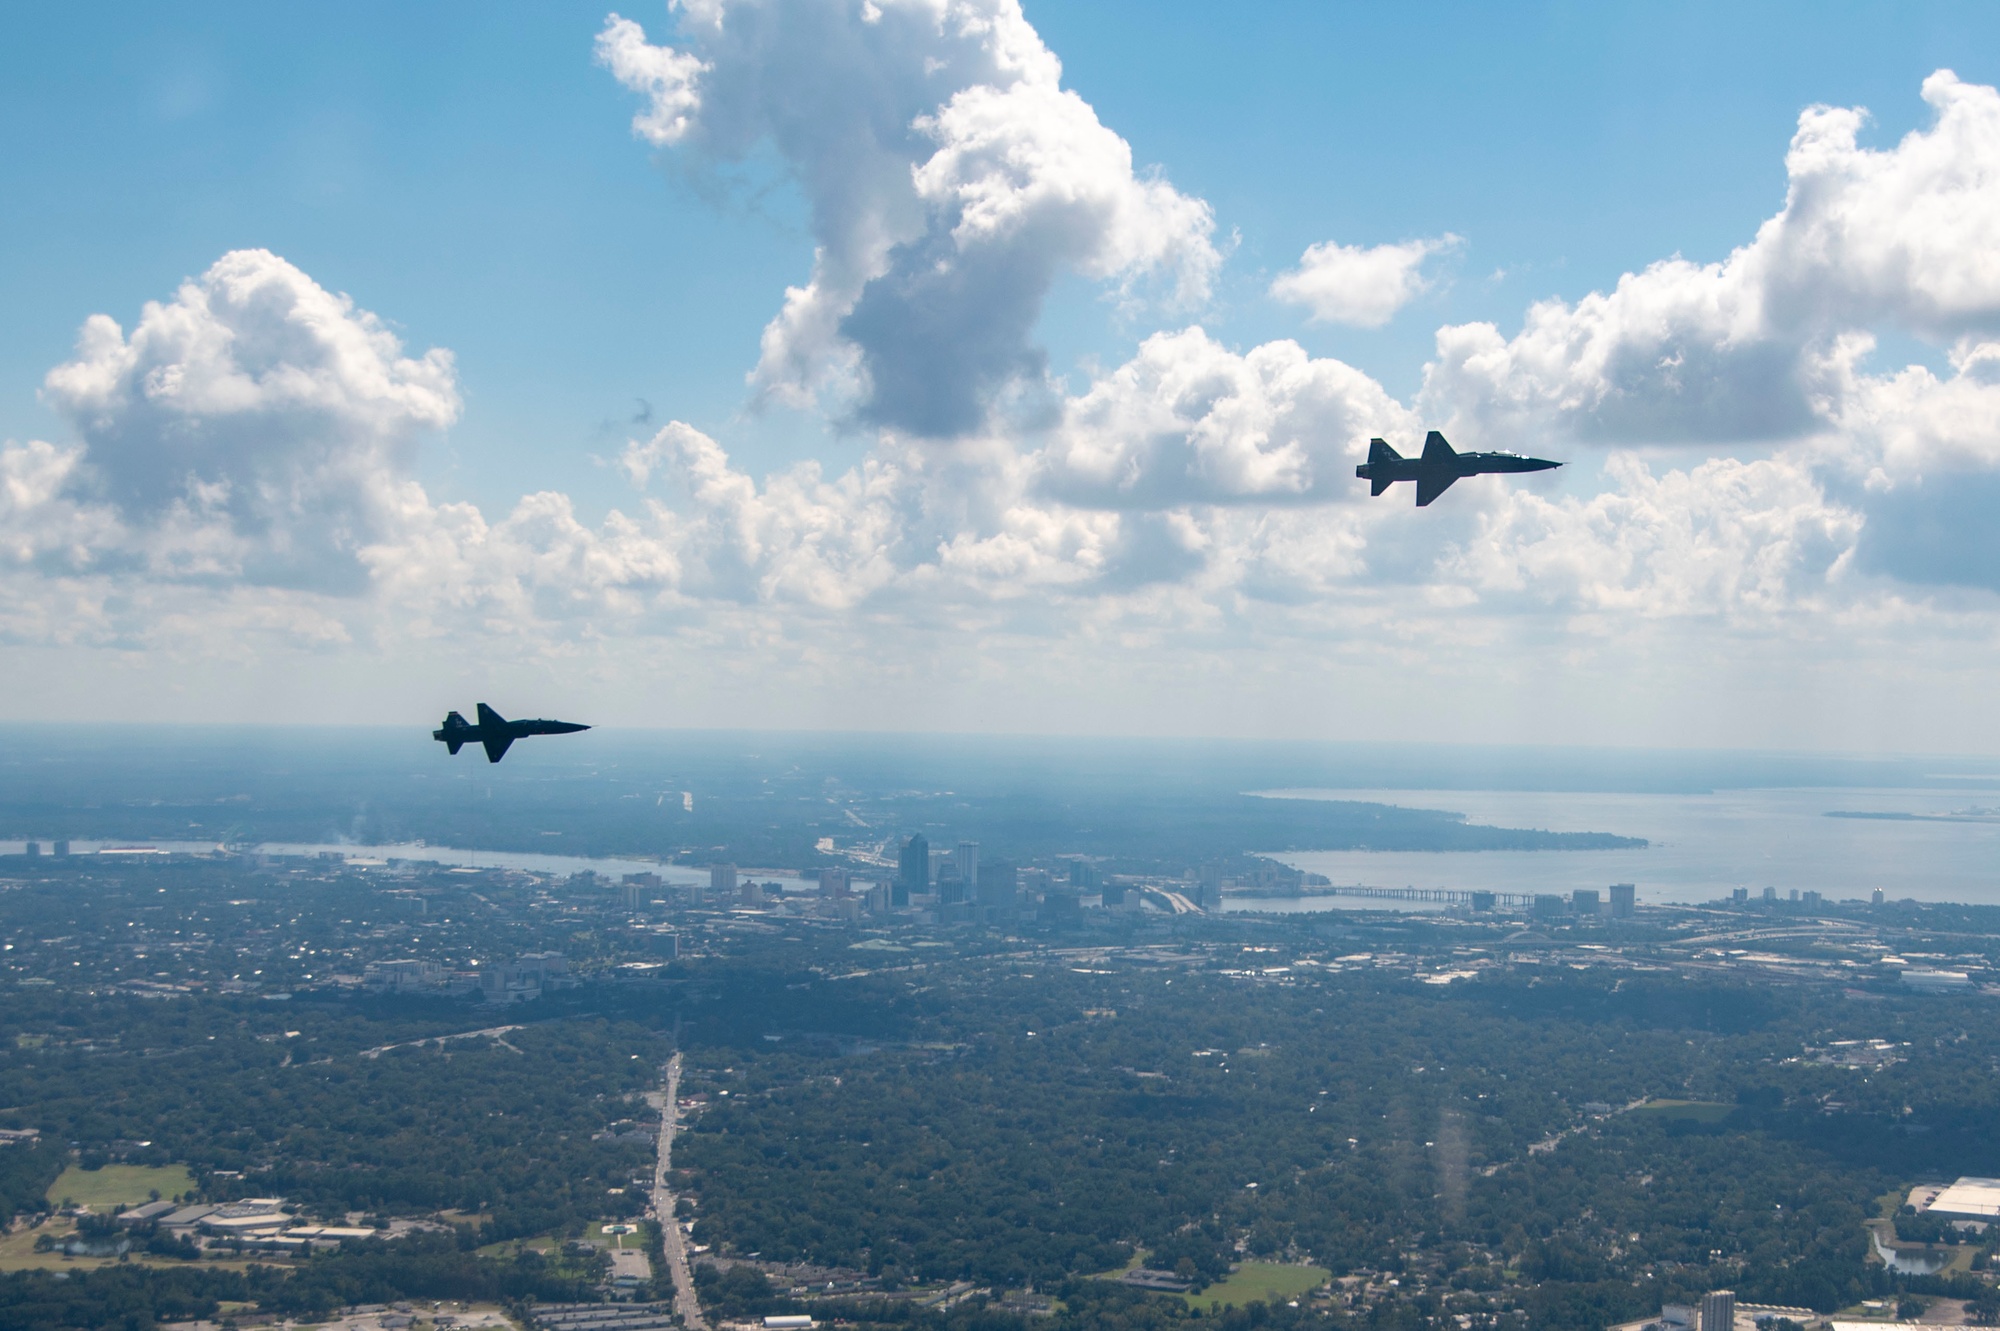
[
  {"x1": 434, "y1": 704, "x2": 589, "y2": 763},
  {"x1": 1356, "y1": 431, "x2": 1561, "y2": 505}
]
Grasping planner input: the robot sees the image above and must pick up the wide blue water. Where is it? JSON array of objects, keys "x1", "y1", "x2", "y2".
[{"x1": 1252, "y1": 785, "x2": 2000, "y2": 908}]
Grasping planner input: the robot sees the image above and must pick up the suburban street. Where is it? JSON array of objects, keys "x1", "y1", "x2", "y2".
[{"x1": 648, "y1": 1054, "x2": 706, "y2": 1330}]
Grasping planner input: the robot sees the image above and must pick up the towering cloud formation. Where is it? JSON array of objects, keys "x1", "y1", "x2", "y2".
[{"x1": 597, "y1": 0, "x2": 1218, "y2": 437}]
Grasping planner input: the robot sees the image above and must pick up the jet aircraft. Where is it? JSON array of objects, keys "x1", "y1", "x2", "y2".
[
  {"x1": 1356, "y1": 431, "x2": 1560, "y2": 506},
  {"x1": 433, "y1": 703, "x2": 590, "y2": 763}
]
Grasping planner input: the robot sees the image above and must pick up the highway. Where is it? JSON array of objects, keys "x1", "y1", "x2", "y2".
[
  {"x1": 358, "y1": 1024, "x2": 525, "y2": 1059},
  {"x1": 648, "y1": 1054, "x2": 707, "y2": 1330}
]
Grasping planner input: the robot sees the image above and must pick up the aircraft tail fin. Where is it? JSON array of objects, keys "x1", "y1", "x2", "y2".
[
  {"x1": 482, "y1": 735, "x2": 514, "y2": 764},
  {"x1": 1367, "y1": 437, "x2": 1402, "y2": 466},
  {"x1": 476, "y1": 702, "x2": 507, "y2": 729},
  {"x1": 1371, "y1": 476, "x2": 1393, "y2": 496},
  {"x1": 1421, "y1": 430, "x2": 1457, "y2": 464}
]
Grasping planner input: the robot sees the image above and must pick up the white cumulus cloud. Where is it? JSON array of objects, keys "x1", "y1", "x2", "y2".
[
  {"x1": 1270, "y1": 234, "x2": 1461, "y2": 327},
  {"x1": 1041, "y1": 327, "x2": 1417, "y2": 508},
  {"x1": 40, "y1": 249, "x2": 459, "y2": 592},
  {"x1": 1423, "y1": 70, "x2": 2000, "y2": 449},
  {"x1": 1443, "y1": 453, "x2": 1862, "y2": 620}
]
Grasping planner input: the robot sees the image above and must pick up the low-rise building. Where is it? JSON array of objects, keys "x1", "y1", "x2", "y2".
[
  {"x1": 158, "y1": 1204, "x2": 218, "y2": 1233},
  {"x1": 474, "y1": 950, "x2": 576, "y2": 1003},
  {"x1": 1924, "y1": 1176, "x2": 2000, "y2": 1220},
  {"x1": 200, "y1": 1200, "x2": 292, "y2": 1236},
  {"x1": 362, "y1": 959, "x2": 443, "y2": 993},
  {"x1": 1902, "y1": 968, "x2": 1973, "y2": 993},
  {"x1": 115, "y1": 1200, "x2": 176, "y2": 1226}
]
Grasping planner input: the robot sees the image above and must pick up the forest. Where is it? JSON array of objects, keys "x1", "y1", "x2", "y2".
[
  {"x1": 663, "y1": 958, "x2": 2000, "y2": 1329},
  {"x1": 0, "y1": 991, "x2": 668, "y2": 1239},
  {"x1": 0, "y1": 892, "x2": 1994, "y2": 1328}
]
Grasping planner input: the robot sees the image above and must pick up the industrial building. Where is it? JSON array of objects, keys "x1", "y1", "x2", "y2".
[{"x1": 1922, "y1": 1176, "x2": 2000, "y2": 1220}]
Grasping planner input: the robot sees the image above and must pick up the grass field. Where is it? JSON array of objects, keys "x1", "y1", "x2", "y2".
[
  {"x1": 0, "y1": 1218, "x2": 258, "y2": 1274},
  {"x1": 591, "y1": 1221, "x2": 647, "y2": 1246},
  {"x1": 0, "y1": 1220, "x2": 104, "y2": 1273},
  {"x1": 1183, "y1": 1262, "x2": 1332, "y2": 1309},
  {"x1": 1627, "y1": 1100, "x2": 1733, "y2": 1124},
  {"x1": 46, "y1": 1164, "x2": 196, "y2": 1209}
]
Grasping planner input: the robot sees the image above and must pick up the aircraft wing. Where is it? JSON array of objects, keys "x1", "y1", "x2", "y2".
[
  {"x1": 476, "y1": 702, "x2": 508, "y2": 729},
  {"x1": 1415, "y1": 471, "x2": 1458, "y2": 506},
  {"x1": 482, "y1": 734, "x2": 515, "y2": 763}
]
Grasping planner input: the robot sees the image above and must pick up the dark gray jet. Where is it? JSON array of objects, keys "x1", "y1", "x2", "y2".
[
  {"x1": 433, "y1": 703, "x2": 589, "y2": 764},
  {"x1": 1356, "y1": 431, "x2": 1561, "y2": 506}
]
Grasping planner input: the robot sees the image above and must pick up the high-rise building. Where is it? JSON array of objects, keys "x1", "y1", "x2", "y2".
[
  {"x1": 1698, "y1": 1289, "x2": 1734, "y2": 1331},
  {"x1": 1038, "y1": 891, "x2": 1082, "y2": 928},
  {"x1": 710, "y1": 864, "x2": 738, "y2": 898},
  {"x1": 955, "y1": 841, "x2": 980, "y2": 893},
  {"x1": 897, "y1": 834, "x2": 929, "y2": 906},
  {"x1": 51, "y1": 840, "x2": 69, "y2": 858},
  {"x1": 1572, "y1": 887, "x2": 1601, "y2": 916},
  {"x1": 1732, "y1": 887, "x2": 1750, "y2": 904},
  {"x1": 935, "y1": 864, "x2": 965, "y2": 906},
  {"x1": 1067, "y1": 859, "x2": 1101, "y2": 889},
  {"x1": 818, "y1": 867, "x2": 850, "y2": 898},
  {"x1": 621, "y1": 872, "x2": 659, "y2": 911},
  {"x1": 1762, "y1": 885, "x2": 1778, "y2": 903},
  {"x1": 1872, "y1": 887, "x2": 1885, "y2": 906},
  {"x1": 1532, "y1": 894, "x2": 1567, "y2": 919},
  {"x1": 1194, "y1": 865, "x2": 1224, "y2": 911},
  {"x1": 976, "y1": 859, "x2": 1017, "y2": 914},
  {"x1": 1609, "y1": 883, "x2": 1636, "y2": 918},
  {"x1": 1469, "y1": 890, "x2": 1496, "y2": 913},
  {"x1": 22, "y1": 842, "x2": 38, "y2": 859}
]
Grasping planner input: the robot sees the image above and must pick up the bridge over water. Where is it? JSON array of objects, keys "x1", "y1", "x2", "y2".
[{"x1": 1254, "y1": 884, "x2": 1542, "y2": 910}]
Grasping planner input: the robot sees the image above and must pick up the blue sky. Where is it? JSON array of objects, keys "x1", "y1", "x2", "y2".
[
  {"x1": 5, "y1": 2, "x2": 2000, "y2": 747},
  {"x1": 7, "y1": 1, "x2": 1991, "y2": 499}
]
